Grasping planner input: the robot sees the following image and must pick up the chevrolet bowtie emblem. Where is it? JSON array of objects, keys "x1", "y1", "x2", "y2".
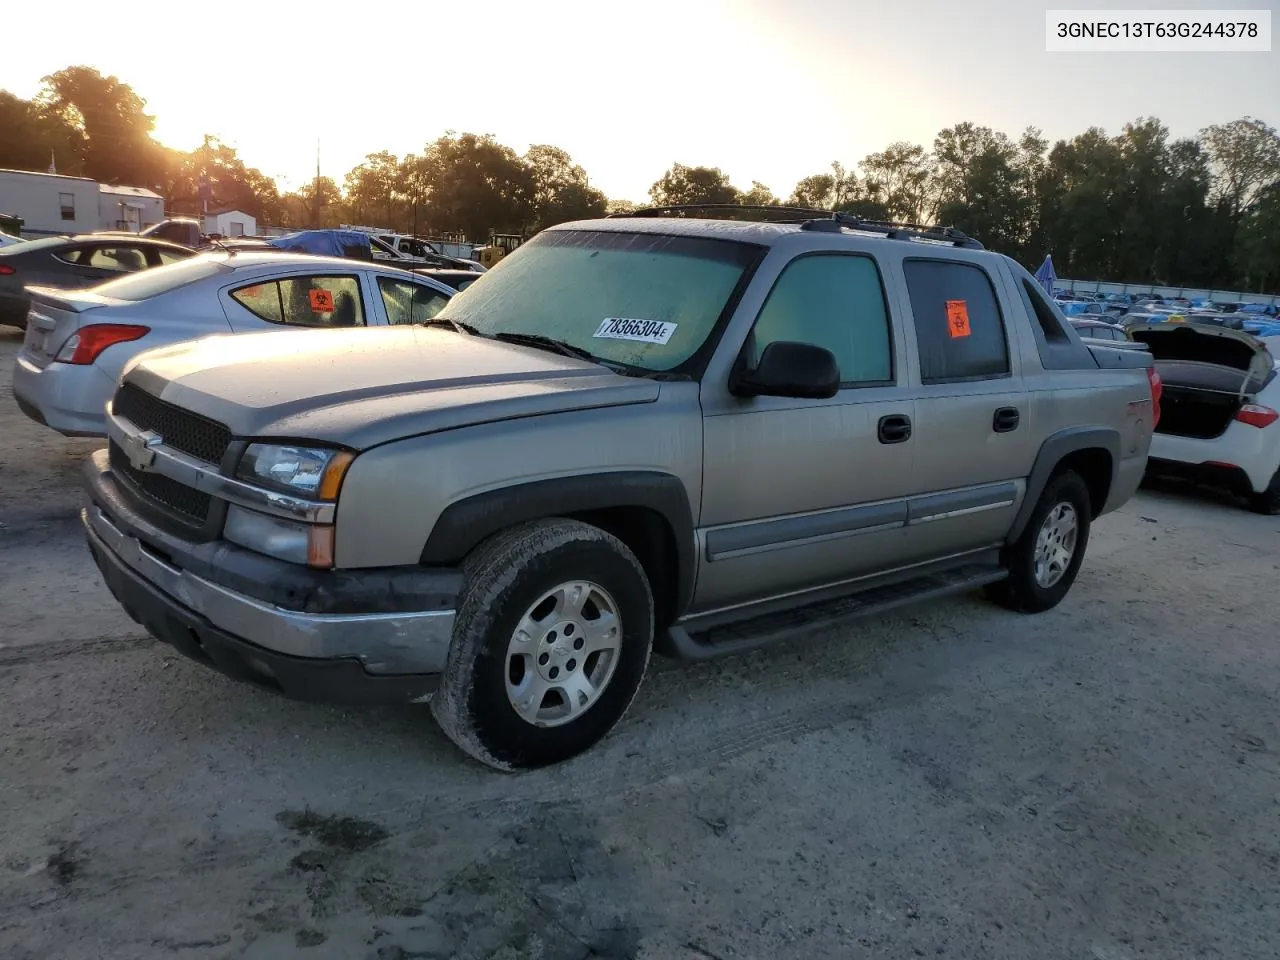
[{"x1": 123, "y1": 429, "x2": 163, "y2": 472}]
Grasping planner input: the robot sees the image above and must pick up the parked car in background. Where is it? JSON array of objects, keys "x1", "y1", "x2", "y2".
[
  {"x1": 1069, "y1": 317, "x2": 1145, "y2": 349},
  {"x1": 1133, "y1": 322, "x2": 1280, "y2": 513},
  {"x1": 99, "y1": 218, "x2": 206, "y2": 248},
  {"x1": 0, "y1": 235, "x2": 195, "y2": 330},
  {"x1": 79, "y1": 210, "x2": 1157, "y2": 769},
  {"x1": 412, "y1": 268, "x2": 484, "y2": 291},
  {"x1": 11, "y1": 251, "x2": 455, "y2": 437}
]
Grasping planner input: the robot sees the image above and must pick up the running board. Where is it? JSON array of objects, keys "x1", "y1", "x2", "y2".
[{"x1": 664, "y1": 562, "x2": 1007, "y2": 661}]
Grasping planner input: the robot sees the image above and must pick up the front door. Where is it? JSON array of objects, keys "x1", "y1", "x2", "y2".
[
  {"x1": 894, "y1": 256, "x2": 1035, "y2": 561},
  {"x1": 694, "y1": 251, "x2": 917, "y2": 617}
]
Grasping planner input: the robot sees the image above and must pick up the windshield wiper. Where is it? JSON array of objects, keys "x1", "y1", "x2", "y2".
[
  {"x1": 489, "y1": 331, "x2": 598, "y2": 362},
  {"x1": 419, "y1": 316, "x2": 481, "y2": 336}
]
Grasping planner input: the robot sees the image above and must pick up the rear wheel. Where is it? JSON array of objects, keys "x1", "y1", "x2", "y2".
[
  {"x1": 986, "y1": 471, "x2": 1091, "y2": 613},
  {"x1": 1248, "y1": 467, "x2": 1280, "y2": 515},
  {"x1": 430, "y1": 518, "x2": 653, "y2": 771}
]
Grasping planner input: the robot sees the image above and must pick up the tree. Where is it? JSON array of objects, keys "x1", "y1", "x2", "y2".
[
  {"x1": 739, "y1": 181, "x2": 779, "y2": 206},
  {"x1": 399, "y1": 132, "x2": 533, "y2": 240},
  {"x1": 860, "y1": 142, "x2": 933, "y2": 222},
  {"x1": 524, "y1": 144, "x2": 606, "y2": 232},
  {"x1": 787, "y1": 161, "x2": 856, "y2": 209},
  {"x1": 343, "y1": 151, "x2": 402, "y2": 228},
  {"x1": 164, "y1": 135, "x2": 280, "y2": 222},
  {"x1": 36, "y1": 66, "x2": 166, "y2": 187},
  {"x1": 649, "y1": 163, "x2": 740, "y2": 206},
  {"x1": 1236, "y1": 182, "x2": 1280, "y2": 292},
  {"x1": 0, "y1": 91, "x2": 85, "y2": 176},
  {"x1": 1201, "y1": 117, "x2": 1280, "y2": 220}
]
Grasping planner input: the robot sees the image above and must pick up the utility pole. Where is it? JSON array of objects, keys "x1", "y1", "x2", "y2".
[{"x1": 313, "y1": 139, "x2": 321, "y2": 229}]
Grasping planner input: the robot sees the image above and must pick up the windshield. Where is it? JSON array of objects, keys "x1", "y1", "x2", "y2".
[
  {"x1": 90, "y1": 255, "x2": 228, "y2": 301},
  {"x1": 439, "y1": 229, "x2": 761, "y2": 372}
]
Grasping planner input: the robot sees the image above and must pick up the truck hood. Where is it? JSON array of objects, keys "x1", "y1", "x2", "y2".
[
  {"x1": 1128, "y1": 322, "x2": 1274, "y2": 381},
  {"x1": 122, "y1": 326, "x2": 660, "y2": 449}
]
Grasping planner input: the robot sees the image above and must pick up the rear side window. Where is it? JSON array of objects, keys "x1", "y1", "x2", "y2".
[
  {"x1": 80, "y1": 245, "x2": 149, "y2": 272},
  {"x1": 903, "y1": 259, "x2": 1009, "y2": 382},
  {"x1": 231, "y1": 275, "x2": 365, "y2": 327},
  {"x1": 1018, "y1": 278, "x2": 1071, "y2": 342}
]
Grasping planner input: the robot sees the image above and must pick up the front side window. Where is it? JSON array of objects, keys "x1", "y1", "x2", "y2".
[
  {"x1": 440, "y1": 229, "x2": 761, "y2": 373},
  {"x1": 745, "y1": 253, "x2": 892, "y2": 385},
  {"x1": 378, "y1": 277, "x2": 450, "y2": 325},
  {"x1": 903, "y1": 259, "x2": 1010, "y2": 383},
  {"x1": 59, "y1": 193, "x2": 75, "y2": 221},
  {"x1": 231, "y1": 275, "x2": 365, "y2": 327}
]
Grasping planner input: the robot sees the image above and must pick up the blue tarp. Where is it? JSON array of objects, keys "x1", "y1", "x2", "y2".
[
  {"x1": 1034, "y1": 255, "x2": 1057, "y2": 297},
  {"x1": 265, "y1": 229, "x2": 373, "y2": 260}
]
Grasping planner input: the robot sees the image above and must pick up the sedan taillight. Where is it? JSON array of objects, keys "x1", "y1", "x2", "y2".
[
  {"x1": 1146, "y1": 365, "x2": 1162, "y2": 428},
  {"x1": 0, "y1": 264, "x2": 15, "y2": 276},
  {"x1": 54, "y1": 324, "x2": 150, "y2": 365},
  {"x1": 1235, "y1": 404, "x2": 1279, "y2": 429}
]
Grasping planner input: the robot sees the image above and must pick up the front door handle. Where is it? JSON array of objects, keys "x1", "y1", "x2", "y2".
[
  {"x1": 993, "y1": 406, "x2": 1020, "y2": 433},
  {"x1": 878, "y1": 413, "x2": 912, "y2": 444}
]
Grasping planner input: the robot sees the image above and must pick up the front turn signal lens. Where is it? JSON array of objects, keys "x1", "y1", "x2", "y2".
[{"x1": 318, "y1": 451, "x2": 355, "y2": 500}]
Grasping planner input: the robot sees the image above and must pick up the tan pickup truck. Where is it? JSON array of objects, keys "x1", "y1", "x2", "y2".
[{"x1": 82, "y1": 208, "x2": 1159, "y2": 770}]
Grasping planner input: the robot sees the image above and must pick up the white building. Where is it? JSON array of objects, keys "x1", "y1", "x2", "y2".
[
  {"x1": 0, "y1": 168, "x2": 101, "y2": 236},
  {"x1": 99, "y1": 184, "x2": 165, "y2": 233},
  {"x1": 203, "y1": 209, "x2": 256, "y2": 237}
]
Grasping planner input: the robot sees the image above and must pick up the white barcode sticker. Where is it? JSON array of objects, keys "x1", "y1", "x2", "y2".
[{"x1": 593, "y1": 317, "x2": 677, "y2": 345}]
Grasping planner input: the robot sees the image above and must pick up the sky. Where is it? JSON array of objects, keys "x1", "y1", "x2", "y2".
[{"x1": 2, "y1": 0, "x2": 1277, "y2": 201}]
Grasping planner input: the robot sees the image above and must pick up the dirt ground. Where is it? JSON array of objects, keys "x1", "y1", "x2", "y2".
[{"x1": 1, "y1": 322, "x2": 1278, "y2": 960}]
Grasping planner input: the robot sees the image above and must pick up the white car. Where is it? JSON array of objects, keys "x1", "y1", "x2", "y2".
[
  {"x1": 12, "y1": 251, "x2": 457, "y2": 437},
  {"x1": 1132, "y1": 322, "x2": 1280, "y2": 513},
  {"x1": 0, "y1": 231, "x2": 24, "y2": 248}
]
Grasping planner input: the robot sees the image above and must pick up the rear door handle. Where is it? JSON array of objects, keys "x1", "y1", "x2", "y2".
[
  {"x1": 878, "y1": 413, "x2": 912, "y2": 444},
  {"x1": 993, "y1": 406, "x2": 1020, "y2": 433}
]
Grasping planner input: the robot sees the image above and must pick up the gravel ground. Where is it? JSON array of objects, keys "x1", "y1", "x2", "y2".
[{"x1": 1, "y1": 323, "x2": 1278, "y2": 960}]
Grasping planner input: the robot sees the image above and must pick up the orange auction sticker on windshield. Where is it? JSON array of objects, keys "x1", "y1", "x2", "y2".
[
  {"x1": 309, "y1": 289, "x2": 335, "y2": 312},
  {"x1": 946, "y1": 299, "x2": 971, "y2": 338}
]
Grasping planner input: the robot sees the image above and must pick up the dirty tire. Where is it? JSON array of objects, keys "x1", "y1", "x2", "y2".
[
  {"x1": 431, "y1": 518, "x2": 653, "y2": 771},
  {"x1": 1248, "y1": 468, "x2": 1280, "y2": 515},
  {"x1": 986, "y1": 470, "x2": 1092, "y2": 614}
]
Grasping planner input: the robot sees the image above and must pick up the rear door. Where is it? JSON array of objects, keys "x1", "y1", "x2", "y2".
[{"x1": 894, "y1": 255, "x2": 1034, "y2": 560}]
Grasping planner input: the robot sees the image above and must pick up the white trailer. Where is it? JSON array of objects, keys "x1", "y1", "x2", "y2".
[{"x1": 0, "y1": 168, "x2": 101, "y2": 237}]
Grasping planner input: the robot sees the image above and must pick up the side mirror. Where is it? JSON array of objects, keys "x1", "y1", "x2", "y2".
[{"x1": 731, "y1": 341, "x2": 840, "y2": 400}]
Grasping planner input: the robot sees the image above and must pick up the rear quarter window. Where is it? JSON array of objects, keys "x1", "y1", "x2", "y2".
[{"x1": 903, "y1": 259, "x2": 1009, "y2": 383}]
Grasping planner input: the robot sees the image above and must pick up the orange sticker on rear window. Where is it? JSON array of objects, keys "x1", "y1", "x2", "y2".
[
  {"x1": 946, "y1": 299, "x2": 971, "y2": 338},
  {"x1": 309, "y1": 288, "x2": 335, "y2": 312}
]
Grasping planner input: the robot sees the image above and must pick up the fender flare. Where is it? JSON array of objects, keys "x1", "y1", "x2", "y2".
[
  {"x1": 419, "y1": 471, "x2": 697, "y2": 615},
  {"x1": 1007, "y1": 426, "x2": 1121, "y2": 544}
]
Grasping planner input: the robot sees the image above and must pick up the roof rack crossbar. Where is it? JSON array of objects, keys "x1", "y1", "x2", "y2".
[
  {"x1": 800, "y1": 212, "x2": 984, "y2": 250},
  {"x1": 606, "y1": 203, "x2": 983, "y2": 249}
]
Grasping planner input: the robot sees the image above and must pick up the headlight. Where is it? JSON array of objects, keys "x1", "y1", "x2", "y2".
[{"x1": 237, "y1": 444, "x2": 354, "y2": 500}]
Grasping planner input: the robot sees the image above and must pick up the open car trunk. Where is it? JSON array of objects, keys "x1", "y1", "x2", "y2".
[{"x1": 1129, "y1": 323, "x2": 1276, "y2": 439}]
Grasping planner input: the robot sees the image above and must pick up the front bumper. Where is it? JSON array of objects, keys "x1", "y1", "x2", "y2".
[
  {"x1": 83, "y1": 452, "x2": 462, "y2": 704},
  {"x1": 12, "y1": 351, "x2": 115, "y2": 437}
]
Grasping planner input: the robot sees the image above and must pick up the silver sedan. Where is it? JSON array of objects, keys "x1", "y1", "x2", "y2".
[{"x1": 12, "y1": 251, "x2": 458, "y2": 437}]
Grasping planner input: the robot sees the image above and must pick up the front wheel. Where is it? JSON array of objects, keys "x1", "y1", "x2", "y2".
[
  {"x1": 986, "y1": 471, "x2": 1092, "y2": 614},
  {"x1": 431, "y1": 518, "x2": 653, "y2": 771}
]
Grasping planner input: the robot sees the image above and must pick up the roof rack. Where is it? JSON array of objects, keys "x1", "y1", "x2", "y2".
[
  {"x1": 609, "y1": 203, "x2": 834, "y2": 223},
  {"x1": 607, "y1": 203, "x2": 984, "y2": 249}
]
